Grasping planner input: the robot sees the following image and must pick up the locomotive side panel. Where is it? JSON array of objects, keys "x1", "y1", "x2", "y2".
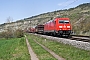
[{"x1": 44, "y1": 18, "x2": 72, "y2": 37}]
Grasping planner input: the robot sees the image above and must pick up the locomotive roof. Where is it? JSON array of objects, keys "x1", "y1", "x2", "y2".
[{"x1": 54, "y1": 18, "x2": 70, "y2": 20}]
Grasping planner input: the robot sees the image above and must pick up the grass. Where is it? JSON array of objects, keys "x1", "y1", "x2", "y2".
[
  {"x1": 27, "y1": 35, "x2": 57, "y2": 60},
  {"x1": 0, "y1": 37, "x2": 30, "y2": 60},
  {"x1": 28, "y1": 34, "x2": 90, "y2": 60}
]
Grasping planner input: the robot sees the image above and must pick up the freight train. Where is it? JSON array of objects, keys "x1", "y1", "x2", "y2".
[
  {"x1": 28, "y1": 18, "x2": 72, "y2": 37},
  {"x1": 35, "y1": 24, "x2": 44, "y2": 33}
]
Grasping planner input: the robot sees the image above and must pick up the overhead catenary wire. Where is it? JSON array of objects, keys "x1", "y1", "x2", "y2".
[
  {"x1": 56, "y1": 0, "x2": 79, "y2": 17},
  {"x1": 61, "y1": 0, "x2": 79, "y2": 10}
]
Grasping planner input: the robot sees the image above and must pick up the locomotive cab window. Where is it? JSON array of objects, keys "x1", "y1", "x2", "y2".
[
  {"x1": 64, "y1": 20, "x2": 69, "y2": 23},
  {"x1": 59, "y1": 20, "x2": 69, "y2": 24}
]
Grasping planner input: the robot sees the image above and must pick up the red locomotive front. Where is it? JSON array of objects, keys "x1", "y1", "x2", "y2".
[{"x1": 44, "y1": 18, "x2": 72, "y2": 37}]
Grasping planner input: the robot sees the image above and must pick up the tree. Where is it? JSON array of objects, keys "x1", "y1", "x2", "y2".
[{"x1": 6, "y1": 16, "x2": 13, "y2": 23}]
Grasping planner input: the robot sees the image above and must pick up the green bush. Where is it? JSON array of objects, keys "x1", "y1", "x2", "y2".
[
  {"x1": 0, "y1": 29, "x2": 24, "y2": 39},
  {"x1": 0, "y1": 30, "x2": 13, "y2": 39},
  {"x1": 14, "y1": 29, "x2": 24, "y2": 38}
]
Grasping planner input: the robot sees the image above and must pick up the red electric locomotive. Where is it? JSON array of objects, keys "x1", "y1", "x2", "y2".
[{"x1": 44, "y1": 18, "x2": 72, "y2": 37}]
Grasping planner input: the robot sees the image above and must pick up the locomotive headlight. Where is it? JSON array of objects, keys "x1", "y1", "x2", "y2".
[
  {"x1": 67, "y1": 26, "x2": 70, "y2": 28},
  {"x1": 59, "y1": 26, "x2": 62, "y2": 28}
]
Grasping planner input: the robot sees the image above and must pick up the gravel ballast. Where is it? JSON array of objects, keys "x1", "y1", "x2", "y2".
[{"x1": 39, "y1": 35, "x2": 90, "y2": 51}]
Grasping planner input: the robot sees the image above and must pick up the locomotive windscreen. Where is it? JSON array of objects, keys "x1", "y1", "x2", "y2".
[{"x1": 59, "y1": 20, "x2": 69, "y2": 24}]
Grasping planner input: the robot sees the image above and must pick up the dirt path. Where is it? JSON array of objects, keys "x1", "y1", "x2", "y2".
[
  {"x1": 33, "y1": 39, "x2": 65, "y2": 60},
  {"x1": 25, "y1": 35, "x2": 39, "y2": 60}
]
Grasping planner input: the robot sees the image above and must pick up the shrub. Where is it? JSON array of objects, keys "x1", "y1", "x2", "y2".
[
  {"x1": 14, "y1": 29, "x2": 24, "y2": 38},
  {"x1": 0, "y1": 30, "x2": 13, "y2": 39},
  {"x1": 0, "y1": 29, "x2": 24, "y2": 39}
]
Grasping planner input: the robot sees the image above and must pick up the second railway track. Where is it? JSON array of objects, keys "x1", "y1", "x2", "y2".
[
  {"x1": 33, "y1": 33, "x2": 90, "y2": 50},
  {"x1": 69, "y1": 35, "x2": 90, "y2": 42}
]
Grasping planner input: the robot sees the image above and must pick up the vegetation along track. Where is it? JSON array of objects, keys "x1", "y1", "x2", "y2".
[
  {"x1": 25, "y1": 35, "x2": 39, "y2": 60},
  {"x1": 26, "y1": 34, "x2": 65, "y2": 60},
  {"x1": 27, "y1": 33, "x2": 90, "y2": 60},
  {"x1": 33, "y1": 39, "x2": 65, "y2": 60}
]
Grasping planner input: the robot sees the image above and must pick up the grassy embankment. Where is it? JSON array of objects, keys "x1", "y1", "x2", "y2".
[
  {"x1": 0, "y1": 38, "x2": 30, "y2": 60},
  {"x1": 27, "y1": 34, "x2": 90, "y2": 60},
  {"x1": 27, "y1": 34, "x2": 57, "y2": 60}
]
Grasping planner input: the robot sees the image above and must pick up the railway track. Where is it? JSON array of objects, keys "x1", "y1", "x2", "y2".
[
  {"x1": 31, "y1": 33, "x2": 90, "y2": 43},
  {"x1": 33, "y1": 33, "x2": 90, "y2": 43},
  {"x1": 69, "y1": 35, "x2": 90, "y2": 42},
  {"x1": 33, "y1": 33, "x2": 90, "y2": 50}
]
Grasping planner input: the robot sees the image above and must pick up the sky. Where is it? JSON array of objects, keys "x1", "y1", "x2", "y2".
[{"x1": 0, "y1": 0, "x2": 90, "y2": 24}]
